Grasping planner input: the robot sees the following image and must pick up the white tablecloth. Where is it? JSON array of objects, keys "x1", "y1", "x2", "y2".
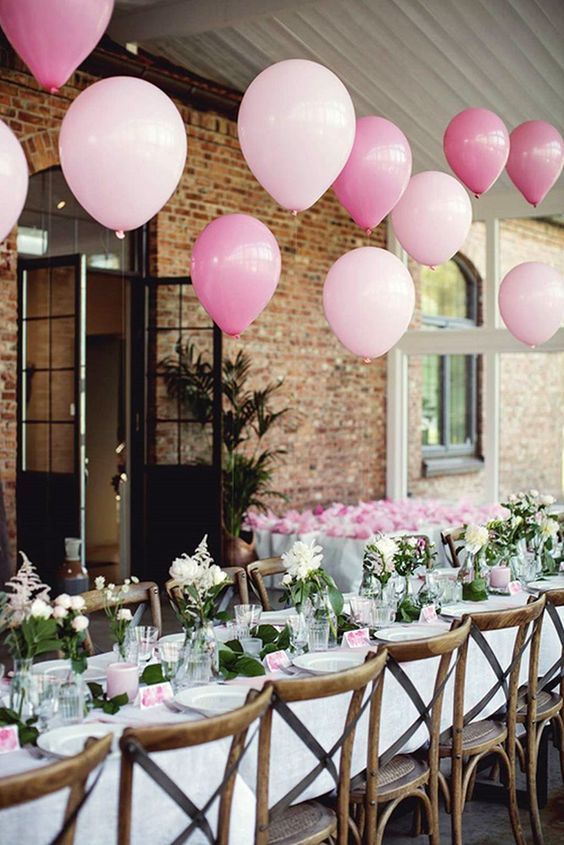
[{"x1": 1, "y1": 593, "x2": 562, "y2": 845}]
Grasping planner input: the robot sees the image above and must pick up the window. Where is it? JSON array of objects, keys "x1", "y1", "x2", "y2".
[{"x1": 421, "y1": 254, "x2": 481, "y2": 476}]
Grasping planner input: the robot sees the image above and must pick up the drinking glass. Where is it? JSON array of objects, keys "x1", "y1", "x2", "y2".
[
  {"x1": 370, "y1": 601, "x2": 395, "y2": 629},
  {"x1": 349, "y1": 596, "x2": 374, "y2": 626},
  {"x1": 30, "y1": 673, "x2": 59, "y2": 730},
  {"x1": 286, "y1": 613, "x2": 308, "y2": 655},
  {"x1": 307, "y1": 619, "x2": 330, "y2": 652},
  {"x1": 182, "y1": 650, "x2": 212, "y2": 687},
  {"x1": 239, "y1": 637, "x2": 262, "y2": 657},
  {"x1": 156, "y1": 642, "x2": 185, "y2": 687},
  {"x1": 133, "y1": 626, "x2": 159, "y2": 665},
  {"x1": 58, "y1": 675, "x2": 84, "y2": 725},
  {"x1": 515, "y1": 552, "x2": 538, "y2": 585},
  {"x1": 234, "y1": 604, "x2": 262, "y2": 638}
]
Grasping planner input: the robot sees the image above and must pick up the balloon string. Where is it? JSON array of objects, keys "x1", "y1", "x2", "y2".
[{"x1": 293, "y1": 212, "x2": 299, "y2": 280}]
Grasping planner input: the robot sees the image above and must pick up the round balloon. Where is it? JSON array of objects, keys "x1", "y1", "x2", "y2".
[
  {"x1": 499, "y1": 262, "x2": 564, "y2": 347},
  {"x1": 0, "y1": 0, "x2": 114, "y2": 93},
  {"x1": 391, "y1": 171, "x2": 472, "y2": 267},
  {"x1": 506, "y1": 121, "x2": 563, "y2": 207},
  {"x1": 323, "y1": 247, "x2": 415, "y2": 360},
  {"x1": 332, "y1": 116, "x2": 412, "y2": 233},
  {"x1": 444, "y1": 108, "x2": 509, "y2": 197},
  {"x1": 191, "y1": 214, "x2": 281, "y2": 337},
  {"x1": 59, "y1": 77, "x2": 187, "y2": 234},
  {"x1": 238, "y1": 59, "x2": 355, "y2": 213},
  {"x1": 0, "y1": 119, "x2": 28, "y2": 243}
]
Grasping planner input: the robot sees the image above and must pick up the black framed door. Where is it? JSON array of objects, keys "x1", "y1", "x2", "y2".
[
  {"x1": 130, "y1": 277, "x2": 222, "y2": 584},
  {"x1": 17, "y1": 254, "x2": 86, "y2": 587}
]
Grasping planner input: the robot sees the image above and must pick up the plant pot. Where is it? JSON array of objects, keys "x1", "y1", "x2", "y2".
[{"x1": 222, "y1": 530, "x2": 256, "y2": 568}]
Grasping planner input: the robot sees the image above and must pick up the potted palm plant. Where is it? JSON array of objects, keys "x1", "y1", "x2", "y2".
[{"x1": 160, "y1": 342, "x2": 290, "y2": 565}]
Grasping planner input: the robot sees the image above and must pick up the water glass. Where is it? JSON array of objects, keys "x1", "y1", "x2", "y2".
[
  {"x1": 234, "y1": 604, "x2": 262, "y2": 638},
  {"x1": 349, "y1": 596, "x2": 374, "y2": 626},
  {"x1": 30, "y1": 673, "x2": 60, "y2": 730},
  {"x1": 58, "y1": 676, "x2": 84, "y2": 725},
  {"x1": 133, "y1": 626, "x2": 159, "y2": 664},
  {"x1": 182, "y1": 650, "x2": 212, "y2": 687},
  {"x1": 239, "y1": 637, "x2": 262, "y2": 657},
  {"x1": 286, "y1": 613, "x2": 308, "y2": 655},
  {"x1": 113, "y1": 639, "x2": 140, "y2": 665},
  {"x1": 156, "y1": 642, "x2": 185, "y2": 686},
  {"x1": 370, "y1": 601, "x2": 395, "y2": 629},
  {"x1": 308, "y1": 618, "x2": 330, "y2": 652}
]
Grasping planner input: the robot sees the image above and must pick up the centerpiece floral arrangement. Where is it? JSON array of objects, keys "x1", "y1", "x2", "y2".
[
  {"x1": 457, "y1": 523, "x2": 491, "y2": 600},
  {"x1": 0, "y1": 553, "x2": 59, "y2": 663},
  {"x1": 501, "y1": 490, "x2": 559, "y2": 574},
  {"x1": 52, "y1": 593, "x2": 90, "y2": 674},
  {"x1": 94, "y1": 574, "x2": 140, "y2": 659},
  {"x1": 361, "y1": 535, "x2": 399, "y2": 594},
  {"x1": 281, "y1": 538, "x2": 344, "y2": 635},
  {"x1": 362, "y1": 534, "x2": 435, "y2": 620},
  {"x1": 168, "y1": 535, "x2": 229, "y2": 640}
]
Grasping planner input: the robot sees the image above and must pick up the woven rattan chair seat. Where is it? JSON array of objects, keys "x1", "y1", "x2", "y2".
[
  {"x1": 378, "y1": 754, "x2": 416, "y2": 786},
  {"x1": 350, "y1": 754, "x2": 429, "y2": 805},
  {"x1": 267, "y1": 800, "x2": 336, "y2": 845},
  {"x1": 517, "y1": 688, "x2": 562, "y2": 720},
  {"x1": 440, "y1": 719, "x2": 506, "y2": 753}
]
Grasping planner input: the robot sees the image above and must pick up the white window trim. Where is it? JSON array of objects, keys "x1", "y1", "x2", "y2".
[{"x1": 386, "y1": 187, "x2": 564, "y2": 503}]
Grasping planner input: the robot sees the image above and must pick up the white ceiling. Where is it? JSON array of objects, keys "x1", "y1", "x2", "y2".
[{"x1": 110, "y1": 0, "x2": 564, "y2": 186}]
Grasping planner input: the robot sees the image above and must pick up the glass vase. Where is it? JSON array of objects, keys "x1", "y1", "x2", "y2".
[
  {"x1": 58, "y1": 668, "x2": 86, "y2": 725},
  {"x1": 359, "y1": 570, "x2": 382, "y2": 599},
  {"x1": 10, "y1": 657, "x2": 34, "y2": 720},
  {"x1": 308, "y1": 589, "x2": 338, "y2": 646},
  {"x1": 188, "y1": 621, "x2": 218, "y2": 676}
]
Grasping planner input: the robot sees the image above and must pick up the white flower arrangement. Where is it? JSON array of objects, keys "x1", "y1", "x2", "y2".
[
  {"x1": 0, "y1": 552, "x2": 59, "y2": 660},
  {"x1": 52, "y1": 592, "x2": 90, "y2": 672},
  {"x1": 280, "y1": 538, "x2": 343, "y2": 621},
  {"x1": 281, "y1": 539, "x2": 323, "y2": 584},
  {"x1": 169, "y1": 535, "x2": 228, "y2": 633},
  {"x1": 94, "y1": 574, "x2": 140, "y2": 655},
  {"x1": 362, "y1": 535, "x2": 399, "y2": 584},
  {"x1": 463, "y1": 524, "x2": 490, "y2": 556}
]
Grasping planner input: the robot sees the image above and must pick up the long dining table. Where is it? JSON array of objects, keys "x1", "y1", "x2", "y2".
[{"x1": 0, "y1": 591, "x2": 562, "y2": 845}]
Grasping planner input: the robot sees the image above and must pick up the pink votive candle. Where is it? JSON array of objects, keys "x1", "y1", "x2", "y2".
[
  {"x1": 106, "y1": 662, "x2": 139, "y2": 702},
  {"x1": 490, "y1": 566, "x2": 511, "y2": 590}
]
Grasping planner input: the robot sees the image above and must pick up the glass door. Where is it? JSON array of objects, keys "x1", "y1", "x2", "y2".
[{"x1": 17, "y1": 255, "x2": 86, "y2": 587}]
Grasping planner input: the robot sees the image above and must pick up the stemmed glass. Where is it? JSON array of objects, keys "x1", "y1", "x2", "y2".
[{"x1": 234, "y1": 604, "x2": 262, "y2": 639}]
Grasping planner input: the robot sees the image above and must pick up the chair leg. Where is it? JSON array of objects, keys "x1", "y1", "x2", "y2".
[
  {"x1": 450, "y1": 755, "x2": 465, "y2": 845},
  {"x1": 552, "y1": 714, "x2": 564, "y2": 784},
  {"x1": 498, "y1": 745, "x2": 526, "y2": 845},
  {"x1": 525, "y1": 723, "x2": 544, "y2": 845}
]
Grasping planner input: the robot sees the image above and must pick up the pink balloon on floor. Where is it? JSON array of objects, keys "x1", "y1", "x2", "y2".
[
  {"x1": 332, "y1": 116, "x2": 412, "y2": 233},
  {"x1": 444, "y1": 108, "x2": 509, "y2": 197},
  {"x1": 238, "y1": 59, "x2": 356, "y2": 212},
  {"x1": 323, "y1": 247, "x2": 415, "y2": 360},
  {"x1": 0, "y1": 119, "x2": 28, "y2": 243},
  {"x1": 506, "y1": 121, "x2": 563, "y2": 206},
  {"x1": 391, "y1": 171, "x2": 472, "y2": 267},
  {"x1": 0, "y1": 0, "x2": 114, "y2": 93},
  {"x1": 499, "y1": 262, "x2": 564, "y2": 347},
  {"x1": 59, "y1": 77, "x2": 187, "y2": 234},
  {"x1": 191, "y1": 214, "x2": 281, "y2": 337}
]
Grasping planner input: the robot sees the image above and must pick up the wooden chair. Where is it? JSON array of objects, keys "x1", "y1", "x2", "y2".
[
  {"x1": 350, "y1": 619, "x2": 472, "y2": 845},
  {"x1": 439, "y1": 596, "x2": 546, "y2": 845},
  {"x1": 440, "y1": 526, "x2": 465, "y2": 567},
  {"x1": 165, "y1": 566, "x2": 249, "y2": 618},
  {"x1": 80, "y1": 581, "x2": 162, "y2": 655},
  {"x1": 0, "y1": 734, "x2": 112, "y2": 845},
  {"x1": 255, "y1": 649, "x2": 388, "y2": 845},
  {"x1": 247, "y1": 556, "x2": 286, "y2": 611},
  {"x1": 515, "y1": 588, "x2": 564, "y2": 844},
  {"x1": 118, "y1": 686, "x2": 272, "y2": 845}
]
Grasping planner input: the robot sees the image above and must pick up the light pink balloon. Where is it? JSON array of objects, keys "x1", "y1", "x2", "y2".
[
  {"x1": 332, "y1": 116, "x2": 412, "y2": 234},
  {"x1": 191, "y1": 214, "x2": 281, "y2": 337},
  {"x1": 0, "y1": 119, "x2": 28, "y2": 243},
  {"x1": 391, "y1": 171, "x2": 472, "y2": 268},
  {"x1": 238, "y1": 59, "x2": 355, "y2": 213},
  {"x1": 499, "y1": 262, "x2": 564, "y2": 348},
  {"x1": 323, "y1": 247, "x2": 415, "y2": 360},
  {"x1": 506, "y1": 121, "x2": 563, "y2": 207},
  {"x1": 0, "y1": 0, "x2": 114, "y2": 93},
  {"x1": 59, "y1": 77, "x2": 187, "y2": 235},
  {"x1": 444, "y1": 108, "x2": 509, "y2": 197}
]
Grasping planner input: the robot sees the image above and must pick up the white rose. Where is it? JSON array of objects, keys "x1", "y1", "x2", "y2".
[
  {"x1": 508, "y1": 494, "x2": 517, "y2": 503},
  {"x1": 71, "y1": 615, "x2": 89, "y2": 631},
  {"x1": 529, "y1": 489, "x2": 539, "y2": 498},
  {"x1": 539, "y1": 494, "x2": 555, "y2": 507},
  {"x1": 282, "y1": 573, "x2": 293, "y2": 586},
  {"x1": 69, "y1": 595, "x2": 85, "y2": 611},
  {"x1": 374, "y1": 537, "x2": 399, "y2": 566},
  {"x1": 540, "y1": 517, "x2": 558, "y2": 540},
  {"x1": 210, "y1": 565, "x2": 227, "y2": 586},
  {"x1": 131, "y1": 575, "x2": 139, "y2": 584},
  {"x1": 170, "y1": 555, "x2": 200, "y2": 584},
  {"x1": 117, "y1": 608, "x2": 132, "y2": 622},
  {"x1": 54, "y1": 593, "x2": 71, "y2": 609},
  {"x1": 94, "y1": 576, "x2": 105, "y2": 591},
  {"x1": 464, "y1": 524, "x2": 489, "y2": 555},
  {"x1": 30, "y1": 598, "x2": 52, "y2": 619},
  {"x1": 53, "y1": 605, "x2": 68, "y2": 620}
]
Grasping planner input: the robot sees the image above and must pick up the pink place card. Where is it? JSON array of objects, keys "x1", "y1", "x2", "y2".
[
  {"x1": 138, "y1": 682, "x2": 174, "y2": 709},
  {"x1": 419, "y1": 605, "x2": 438, "y2": 623},
  {"x1": 265, "y1": 650, "x2": 291, "y2": 672},
  {"x1": 343, "y1": 628, "x2": 371, "y2": 648},
  {"x1": 0, "y1": 725, "x2": 20, "y2": 753},
  {"x1": 508, "y1": 581, "x2": 523, "y2": 595}
]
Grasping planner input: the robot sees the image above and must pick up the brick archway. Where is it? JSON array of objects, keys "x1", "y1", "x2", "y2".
[{"x1": 20, "y1": 128, "x2": 60, "y2": 176}]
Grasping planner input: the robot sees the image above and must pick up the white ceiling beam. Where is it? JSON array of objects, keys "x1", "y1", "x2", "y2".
[
  {"x1": 110, "y1": 0, "x2": 317, "y2": 43},
  {"x1": 471, "y1": 185, "x2": 564, "y2": 222},
  {"x1": 397, "y1": 326, "x2": 564, "y2": 356}
]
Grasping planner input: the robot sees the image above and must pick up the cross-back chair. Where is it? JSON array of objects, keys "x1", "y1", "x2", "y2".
[
  {"x1": 80, "y1": 581, "x2": 162, "y2": 655},
  {"x1": 247, "y1": 556, "x2": 286, "y2": 611},
  {"x1": 0, "y1": 734, "x2": 112, "y2": 845},
  {"x1": 440, "y1": 527, "x2": 464, "y2": 568},
  {"x1": 350, "y1": 619, "x2": 471, "y2": 845},
  {"x1": 118, "y1": 686, "x2": 272, "y2": 845},
  {"x1": 255, "y1": 649, "x2": 388, "y2": 845},
  {"x1": 439, "y1": 595, "x2": 546, "y2": 845},
  {"x1": 165, "y1": 565, "x2": 249, "y2": 618}
]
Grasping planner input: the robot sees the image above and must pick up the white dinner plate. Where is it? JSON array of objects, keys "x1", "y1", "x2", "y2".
[
  {"x1": 440, "y1": 596, "x2": 522, "y2": 618},
  {"x1": 37, "y1": 723, "x2": 123, "y2": 759},
  {"x1": 375, "y1": 625, "x2": 447, "y2": 643},
  {"x1": 259, "y1": 609, "x2": 294, "y2": 626},
  {"x1": 32, "y1": 659, "x2": 108, "y2": 683},
  {"x1": 158, "y1": 632, "x2": 185, "y2": 645},
  {"x1": 173, "y1": 685, "x2": 250, "y2": 716},
  {"x1": 292, "y1": 652, "x2": 365, "y2": 676},
  {"x1": 528, "y1": 577, "x2": 564, "y2": 592}
]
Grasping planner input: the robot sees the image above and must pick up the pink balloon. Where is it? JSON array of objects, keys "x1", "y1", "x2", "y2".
[
  {"x1": 238, "y1": 59, "x2": 355, "y2": 213},
  {"x1": 506, "y1": 121, "x2": 563, "y2": 207},
  {"x1": 444, "y1": 108, "x2": 509, "y2": 197},
  {"x1": 0, "y1": 119, "x2": 28, "y2": 243},
  {"x1": 332, "y1": 116, "x2": 412, "y2": 233},
  {"x1": 0, "y1": 0, "x2": 114, "y2": 93},
  {"x1": 191, "y1": 214, "x2": 281, "y2": 337},
  {"x1": 499, "y1": 262, "x2": 564, "y2": 348},
  {"x1": 391, "y1": 171, "x2": 472, "y2": 268},
  {"x1": 59, "y1": 77, "x2": 187, "y2": 235},
  {"x1": 323, "y1": 247, "x2": 415, "y2": 360}
]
